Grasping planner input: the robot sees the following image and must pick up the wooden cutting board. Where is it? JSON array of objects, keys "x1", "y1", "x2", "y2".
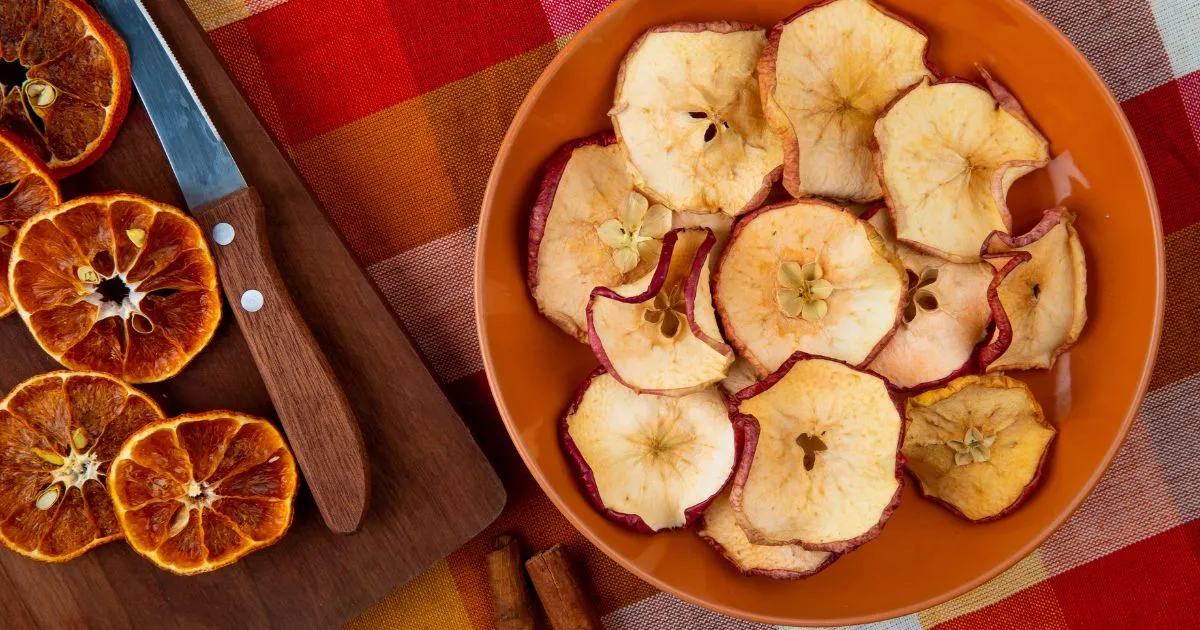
[{"x1": 0, "y1": 0, "x2": 505, "y2": 627}]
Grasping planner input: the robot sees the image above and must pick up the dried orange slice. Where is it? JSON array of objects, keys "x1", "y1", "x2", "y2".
[
  {"x1": 0, "y1": 371, "x2": 164, "y2": 562},
  {"x1": 9, "y1": 193, "x2": 221, "y2": 383},
  {"x1": 0, "y1": 0, "x2": 131, "y2": 176},
  {"x1": 108, "y1": 412, "x2": 298, "y2": 575},
  {"x1": 0, "y1": 129, "x2": 59, "y2": 318}
]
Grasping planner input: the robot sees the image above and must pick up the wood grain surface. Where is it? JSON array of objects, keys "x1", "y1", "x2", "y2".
[
  {"x1": 194, "y1": 187, "x2": 370, "y2": 535},
  {"x1": 0, "y1": 0, "x2": 505, "y2": 627}
]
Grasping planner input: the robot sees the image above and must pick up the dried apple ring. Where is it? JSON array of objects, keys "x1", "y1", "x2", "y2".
[
  {"x1": 611, "y1": 22, "x2": 782, "y2": 216},
  {"x1": 715, "y1": 199, "x2": 905, "y2": 375},
  {"x1": 874, "y1": 71, "x2": 1050, "y2": 262},
  {"x1": 562, "y1": 370, "x2": 736, "y2": 532},
  {"x1": 903, "y1": 375, "x2": 1055, "y2": 521},
  {"x1": 980, "y1": 208, "x2": 1087, "y2": 372}
]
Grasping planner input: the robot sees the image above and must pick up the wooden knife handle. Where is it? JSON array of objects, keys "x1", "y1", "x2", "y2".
[{"x1": 194, "y1": 187, "x2": 369, "y2": 534}]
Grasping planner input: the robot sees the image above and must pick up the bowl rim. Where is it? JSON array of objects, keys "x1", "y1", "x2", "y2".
[{"x1": 473, "y1": 0, "x2": 1166, "y2": 623}]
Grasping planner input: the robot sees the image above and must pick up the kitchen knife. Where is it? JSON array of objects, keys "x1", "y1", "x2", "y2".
[{"x1": 92, "y1": 0, "x2": 369, "y2": 534}]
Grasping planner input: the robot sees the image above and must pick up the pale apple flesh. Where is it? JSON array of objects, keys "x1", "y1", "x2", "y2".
[
  {"x1": 611, "y1": 22, "x2": 783, "y2": 216},
  {"x1": 588, "y1": 228, "x2": 734, "y2": 396},
  {"x1": 699, "y1": 490, "x2": 836, "y2": 579},
  {"x1": 874, "y1": 73, "x2": 1050, "y2": 262},
  {"x1": 714, "y1": 200, "x2": 906, "y2": 376},
  {"x1": 719, "y1": 357, "x2": 760, "y2": 397},
  {"x1": 730, "y1": 355, "x2": 903, "y2": 552},
  {"x1": 865, "y1": 209, "x2": 994, "y2": 390},
  {"x1": 902, "y1": 374, "x2": 1055, "y2": 521},
  {"x1": 562, "y1": 370, "x2": 737, "y2": 532},
  {"x1": 673, "y1": 210, "x2": 733, "y2": 266},
  {"x1": 528, "y1": 133, "x2": 669, "y2": 341},
  {"x1": 761, "y1": 0, "x2": 932, "y2": 202},
  {"x1": 980, "y1": 208, "x2": 1087, "y2": 371}
]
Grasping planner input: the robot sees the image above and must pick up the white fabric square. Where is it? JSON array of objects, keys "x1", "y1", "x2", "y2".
[{"x1": 1151, "y1": 0, "x2": 1200, "y2": 78}]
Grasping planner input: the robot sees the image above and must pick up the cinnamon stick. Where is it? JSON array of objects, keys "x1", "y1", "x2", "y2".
[
  {"x1": 525, "y1": 544, "x2": 600, "y2": 630},
  {"x1": 486, "y1": 535, "x2": 535, "y2": 630}
]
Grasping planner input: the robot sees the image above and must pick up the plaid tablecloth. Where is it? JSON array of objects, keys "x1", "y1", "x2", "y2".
[{"x1": 184, "y1": 0, "x2": 1199, "y2": 627}]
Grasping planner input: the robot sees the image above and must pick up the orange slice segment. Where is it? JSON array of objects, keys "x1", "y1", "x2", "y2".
[
  {"x1": 9, "y1": 193, "x2": 221, "y2": 383},
  {"x1": 0, "y1": 129, "x2": 59, "y2": 317},
  {"x1": 0, "y1": 0, "x2": 131, "y2": 176},
  {"x1": 108, "y1": 412, "x2": 298, "y2": 575},
  {"x1": 0, "y1": 370, "x2": 164, "y2": 562}
]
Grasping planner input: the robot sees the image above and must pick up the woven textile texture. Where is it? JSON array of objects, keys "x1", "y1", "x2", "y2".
[{"x1": 182, "y1": 0, "x2": 1200, "y2": 627}]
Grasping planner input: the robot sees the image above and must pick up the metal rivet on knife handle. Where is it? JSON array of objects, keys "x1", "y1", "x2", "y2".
[
  {"x1": 213, "y1": 222, "x2": 235, "y2": 245},
  {"x1": 241, "y1": 290, "x2": 264, "y2": 313}
]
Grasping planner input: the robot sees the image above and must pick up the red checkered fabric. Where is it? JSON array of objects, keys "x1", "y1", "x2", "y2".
[{"x1": 181, "y1": 0, "x2": 1200, "y2": 626}]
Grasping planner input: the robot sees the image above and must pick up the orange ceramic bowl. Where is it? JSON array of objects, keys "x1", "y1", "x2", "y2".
[{"x1": 475, "y1": 0, "x2": 1164, "y2": 624}]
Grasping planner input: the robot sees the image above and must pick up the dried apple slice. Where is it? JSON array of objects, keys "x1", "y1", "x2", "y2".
[
  {"x1": 902, "y1": 374, "x2": 1055, "y2": 521},
  {"x1": 699, "y1": 490, "x2": 836, "y2": 579},
  {"x1": 874, "y1": 72, "x2": 1050, "y2": 261},
  {"x1": 980, "y1": 208, "x2": 1087, "y2": 371},
  {"x1": 760, "y1": 0, "x2": 933, "y2": 202},
  {"x1": 528, "y1": 132, "x2": 670, "y2": 341},
  {"x1": 714, "y1": 200, "x2": 905, "y2": 375},
  {"x1": 865, "y1": 209, "x2": 994, "y2": 390},
  {"x1": 611, "y1": 22, "x2": 782, "y2": 216},
  {"x1": 562, "y1": 370, "x2": 736, "y2": 532},
  {"x1": 588, "y1": 228, "x2": 733, "y2": 395},
  {"x1": 730, "y1": 355, "x2": 903, "y2": 551}
]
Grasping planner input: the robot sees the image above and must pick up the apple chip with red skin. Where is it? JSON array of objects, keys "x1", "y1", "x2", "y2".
[
  {"x1": 865, "y1": 209, "x2": 994, "y2": 390},
  {"x1": 760, "y1": 0, "x2": 933, "y2": 202},
  {"x1": 874, "y1": 72, "x2": 1050, "y2": 262},
  {"x1": 699, "y1": 490, "x2": 836, "y2": 579},
  {"x1": 528, "y1": 132, "x2": 670, "y2": 341},
  {"x1": 903, "y1": 375, "x2": 1055, "y2": 521},
  {"x1": 714, "y1": 199, "x2": 905, "y2": 376},
  {"x1": 611, "y1": 22, "x2": 782, "y2": 216},
  {"x1": 562, "y1": 370, "x2": 736, "y2": 533},
  {"x1": 980, "y1": 208, "x2": 1087, "y2": 372},
  {"x1": 588, "y1": 228, "x2": 733, "y2": 396},
  {"x1": 730, "y1": 355, "x2": 903, "y2": 552}
]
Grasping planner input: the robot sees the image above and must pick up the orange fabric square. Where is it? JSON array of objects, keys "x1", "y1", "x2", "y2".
[
  {"x1": 292, "y1": 97, "x2": 463, "y2": 266},
  {"x1": 419, "y1": 42, "x2": 560, "y2": 227}
]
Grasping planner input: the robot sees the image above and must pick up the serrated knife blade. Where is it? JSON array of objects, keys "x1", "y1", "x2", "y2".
[
  {"x1": 92, "y1": 0, "x2": 244, "y2": 208},
  {"x1": 92, "y1": 0, "x2": 370, "y2": 534}
]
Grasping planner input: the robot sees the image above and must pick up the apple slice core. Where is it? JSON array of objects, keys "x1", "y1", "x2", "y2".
[
  {"x1": 563, "y1": 371, "x2": 737, "y2": 532},
  {"x1": 730, "y1": 355, "x2": 903, "y2": 551}
]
